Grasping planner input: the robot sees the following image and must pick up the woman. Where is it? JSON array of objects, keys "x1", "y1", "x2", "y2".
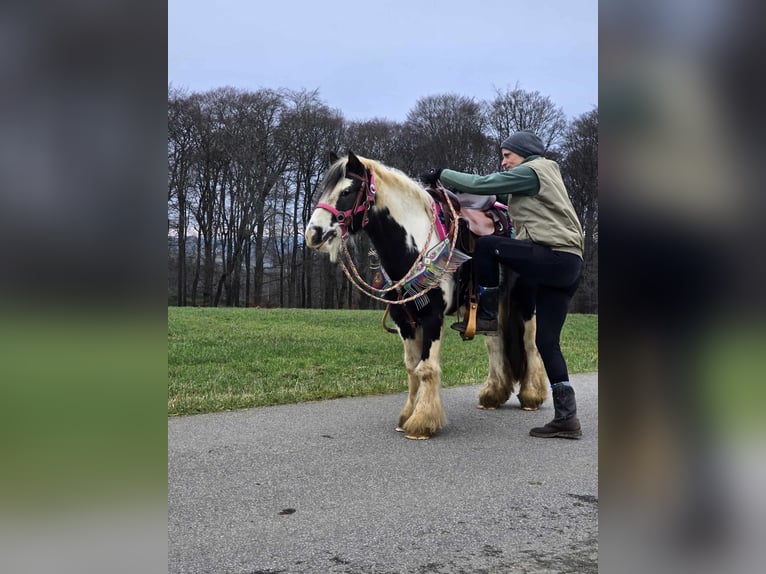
[{"x1": 420, "y1": 130, "x2": 585, "y2": 438}]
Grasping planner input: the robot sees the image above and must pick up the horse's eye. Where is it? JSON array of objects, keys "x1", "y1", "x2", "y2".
[{"x1": 341, "y1": 188, "x2": 352, "y2": 197}]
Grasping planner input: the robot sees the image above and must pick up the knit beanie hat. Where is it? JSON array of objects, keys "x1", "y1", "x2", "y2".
[{"x1": 500, "y1": 130, "x2": 544, "y2": 157}]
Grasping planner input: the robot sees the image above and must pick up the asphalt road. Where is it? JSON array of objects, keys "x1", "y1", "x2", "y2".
[{"x1": 168, "y1": 372, "x2": 598, "y2": 574}]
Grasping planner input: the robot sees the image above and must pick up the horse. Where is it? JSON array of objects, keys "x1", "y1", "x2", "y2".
[{"x1": 304, "y1": 151, "x2": 548, "y2": 439}]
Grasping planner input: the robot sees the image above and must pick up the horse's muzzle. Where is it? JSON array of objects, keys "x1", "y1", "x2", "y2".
[{"x1": 305, "y1": 225, "x2": 336, "y2": 250}]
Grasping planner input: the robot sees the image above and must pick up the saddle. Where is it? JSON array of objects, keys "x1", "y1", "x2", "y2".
[{"x1": 426, "y1": 185, "x2": 510, "y2": 249}]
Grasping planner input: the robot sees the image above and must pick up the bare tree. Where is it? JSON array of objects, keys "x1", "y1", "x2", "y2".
[
  {"x1": 405, "y1": 94, "x2": 494, "y2": 173},
  {"x1": 560, "y1": 108, "x2": 598, "y2": 313},
  {"x1": 167, "y1": 85, "x2": 195, "y2": 305},
  {"x1": 186, "y1": 90, "x2": 230, "y2": 306},
  {"x1": 228, "y1": 89, "x2": 290, "y2": 306},
  {"x1": 485, "y1": 85, "x2": 568, "y2": 152},
  {"x1": 344, "y1": 119, "x2": 406, "y2": 166},
  {"x1": 281, "y1": 90, "x2": 345, "y2": 307}
]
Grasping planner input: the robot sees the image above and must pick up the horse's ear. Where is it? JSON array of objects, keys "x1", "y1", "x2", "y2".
[
  {"x1": 346, "y1": 150, "x2": 366, "y2": 178},
  {"x1": 328, "y1": 150, "x2": 339, "y2": 164}
]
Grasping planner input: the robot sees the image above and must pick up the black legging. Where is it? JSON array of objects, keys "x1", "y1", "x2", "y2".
[{"x1": 474, "y1": 236, "x2": 582, "y2": 385}]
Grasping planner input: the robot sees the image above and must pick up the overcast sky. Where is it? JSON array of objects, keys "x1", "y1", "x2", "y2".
[{"x1": 168, "y1": 0, "x2": 597, "y2": 123}]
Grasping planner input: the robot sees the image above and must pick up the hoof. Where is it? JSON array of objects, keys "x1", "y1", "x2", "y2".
[
  {"x1": 478, "y1": 405, "x2": 496, "y2": 410},
  {"x1": 521, "y1": 406, "x2": 539, "y2": 411},
  {"x1": 405, "y1": 434, "x2": 430, "y2": 440},
  {"x1": 395, "y1": 426, "x2": 405, "y2": 433}
]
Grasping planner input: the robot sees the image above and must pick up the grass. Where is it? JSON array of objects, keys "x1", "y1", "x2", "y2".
[{"x1": 168, "y1": 307, "x2": 598, "y2": 416}]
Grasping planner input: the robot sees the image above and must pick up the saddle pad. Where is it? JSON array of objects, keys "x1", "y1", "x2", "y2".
[
  {"x1": 460, "y1": 209, "x2": 496, "y2": 236},
  {"x1": 456, "y1": 193, "x2": 496, "y2": 210}
]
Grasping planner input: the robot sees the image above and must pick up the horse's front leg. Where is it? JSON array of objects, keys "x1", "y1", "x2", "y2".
[
  {"x1": 401, "y1": 316, "x2": 446, "y2": 440},
  {"x1": 396, "y1": 331, "x2": 423, "y2": 433}
]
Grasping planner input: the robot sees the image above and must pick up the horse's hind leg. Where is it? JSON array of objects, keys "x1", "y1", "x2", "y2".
[
  {"x1": 396, "y1": 334, "x2": 422, "y2": 432},
  {"x1": 478, "y1": 336, "x2": 513, "y2": 409},
  {"x1": 517, "y1": 316, "x2": 549, "y2": 410}
]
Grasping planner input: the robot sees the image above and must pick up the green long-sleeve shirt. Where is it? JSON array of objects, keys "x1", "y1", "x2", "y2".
[{"x1": 439, "y1": 155, "x2": 542, "y2": 205}]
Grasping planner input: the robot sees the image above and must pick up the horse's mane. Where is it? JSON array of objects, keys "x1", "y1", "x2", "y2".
[{"x1": 357, "y1": 156, "x2": 433, "y2": 214}]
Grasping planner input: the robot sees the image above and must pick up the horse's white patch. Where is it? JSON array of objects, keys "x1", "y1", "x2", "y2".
[{"x1": 305, "y1": 175, "x2": 357, "y2": 262}]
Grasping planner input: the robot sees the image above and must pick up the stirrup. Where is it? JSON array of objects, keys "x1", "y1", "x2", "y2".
[
  {"x1": 451, "y1": 300, "x2": 478, "y2": 340},
  {"x1": 450, "y1": 317, "x2": 498, "y2": 338}
]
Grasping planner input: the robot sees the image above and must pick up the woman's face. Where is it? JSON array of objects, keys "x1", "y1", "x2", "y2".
[{"x1": 501, "y1": 148, "x2": 525, "y2": 170}]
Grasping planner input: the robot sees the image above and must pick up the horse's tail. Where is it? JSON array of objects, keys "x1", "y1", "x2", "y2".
[{"x1": 498, "y1": 266, "x2": 534, "y2": 382}]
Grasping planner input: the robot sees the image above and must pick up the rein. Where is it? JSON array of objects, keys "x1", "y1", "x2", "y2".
[{"x1": 336, "y1": 184, "x2": 463, "y2": 306}]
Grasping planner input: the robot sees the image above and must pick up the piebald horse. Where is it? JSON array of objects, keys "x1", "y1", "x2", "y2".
[{"x1": 305, "y1": 151, "x2": 548, "y2": 439}]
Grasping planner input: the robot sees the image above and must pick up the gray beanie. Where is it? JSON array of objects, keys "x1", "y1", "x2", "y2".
[{"x1": 500, "y1": 130, "x2": 544, "y2": 157}]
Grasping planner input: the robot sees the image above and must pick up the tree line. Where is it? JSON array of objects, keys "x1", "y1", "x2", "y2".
[{"x1": 168, "y1": 85, "x2": 598, "y2": 313}]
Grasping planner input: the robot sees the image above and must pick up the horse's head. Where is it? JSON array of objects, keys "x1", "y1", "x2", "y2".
[{"x1": 305, "y1": 150, "x2": 374, "y2": 261}]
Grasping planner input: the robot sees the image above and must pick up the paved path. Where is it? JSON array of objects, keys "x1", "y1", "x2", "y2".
[{"x1": 169, "y1": 373, "x2": 598, "y2": 574}]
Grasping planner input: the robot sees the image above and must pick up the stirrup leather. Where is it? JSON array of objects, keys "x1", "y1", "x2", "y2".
[{"x1": 463, "y1": 297, "x2": 478, "y2": 341}]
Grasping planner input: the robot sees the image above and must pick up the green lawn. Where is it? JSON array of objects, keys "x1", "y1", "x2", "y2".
[{"x1": 168, "y1": 307, "x2": 598, "y2": 416}]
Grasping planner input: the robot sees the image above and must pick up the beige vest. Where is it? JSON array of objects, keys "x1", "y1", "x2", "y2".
[{"x1": 508, "y1": 157, "x2": 584, "y2": 257}]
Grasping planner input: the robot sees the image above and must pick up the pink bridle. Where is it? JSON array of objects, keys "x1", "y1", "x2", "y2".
[{"x1": 315, "y1": 170, "x2": 376, "y2": 240}]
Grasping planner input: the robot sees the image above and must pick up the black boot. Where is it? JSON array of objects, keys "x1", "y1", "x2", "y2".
[
  {"x1": 475, "y1": 286, "x2": 499, "y2": 333},
  {"x1": 529, "y1": 383, "x2": 582, "y2": 439},
  {"x1": 451, "y1": 286, "x2": 499, "y2": 335}
]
